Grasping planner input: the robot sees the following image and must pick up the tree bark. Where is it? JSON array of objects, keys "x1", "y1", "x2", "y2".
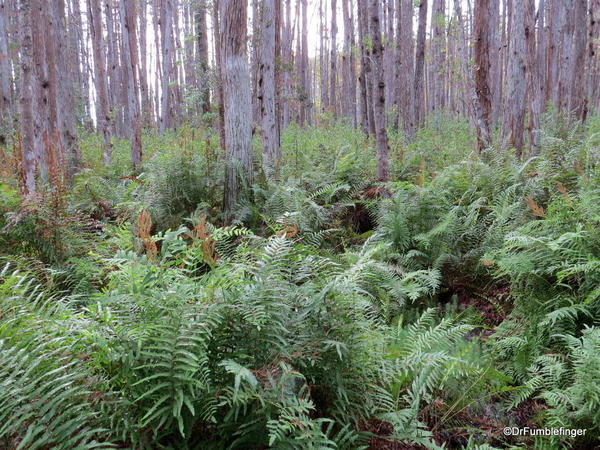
[
  {"x1": 18, "y1": 0, "x2": 37, "y2": 194},
  {"x1": 220, "y1": 0, "x2": 252, "y2": 216},
  {"x1": 329, "y1": 0, "x2": 338, "y2": 117},
  {"x1": 431, "y1": 0, "x2": 446, "y2": 112},
  {"x1": 159, "y1": 0, "x2": 174, "y2": 134},
  {"x1": 414, "y1": 0, "x2": 428, "y2": 126},
  {"x1": 0, "y1": 0, "x2": 12, "y2": 125},
  {"x1": 119, "y1": 0, "x2": 142, "y2": 169},
  {"x1": 358, "y1": 0, "x2": 375, "y2": 135},
  {"x1": 570, "y1": 0, "x2": 587, "y2": 119},
  {"x1": 525, "y1": 0, "x2": 541, "y2": 156},
  {"x1": 368, "y1": 0, "x2": 390, "y2": 181},
  {"x1": 341, "y1": 0, "x2": 357, "y2": 126},
  {"x1": 502, "y1": 0, "x2": 527, "y2": 157},
  {"x1": 195, "y1": 0, "x2": 211, "y2": 114},
  {"x1": 88, "y1": 0, "x2": 113, "y2": 166},
  {"x1": 259, "y1": 0, "x2": 280, "y2": 176},
  {"x1": 397, "y1": 0, "x2": 414, "y2": 137},
  {"x1": 474, "y1": 0, "x2": 492, "y2": 152}
]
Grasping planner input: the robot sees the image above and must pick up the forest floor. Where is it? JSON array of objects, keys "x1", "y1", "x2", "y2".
[{"x1": 1, "y1": 117, "x2": 600, "y2": 449}]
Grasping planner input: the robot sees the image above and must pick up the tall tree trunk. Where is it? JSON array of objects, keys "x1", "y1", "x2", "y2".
[
  {"x1": 220, "y1": 0, "x2": 252, "y2": 216},
  {"x1": 120, "y1": 0, "x2": 142, "y2": 169},
  {"x1": 589, "y1": 1, "x2": 600, "y2": 113},
  {"x1": 54, "y1": 0, "x2": 80, "y2": 180},
  {"x1": 281, "y1": 0, "x2": 292, "y2": 128},
  {"x1": 489, "y1": 0, "x2": 501, "y2": 125},
  {"x1": 300, "y1": 0, "x2": 310, "y2": 125},
  {"x1": 431, "y1": 0, "x2": 446, "y2": 113},
  {"x1": 195, "y1": 0, "x2": 210, "y2": 114},
  {"x1": 259, "y1": 0, "x2": 280, "y2": 176},
  {"x1": 105, "y1": 0, "x2": 121, "y2": 136},
  {"x1": 397, "y1": 0, "x2": 415, "y2": 137},
  {"x1": 502, "y1": 0, "x2": 527, "y2": 157},
  {"x1": 18, "y1": 0, "x2": 37, "y2": 194},
  {"x1": 88, "y1": 0, "x2": 113, "y2": 166},
  {"x1": 358, "y1": 0, "x2": 375, "y2": 135},
  {"x1": 0, "y1": 0, "x2": 12, "y2": 126},
  {"x1": 329, "y1": 0, "x2": 338, "y2": 117},
  {"x1": 473, "y1": 0, "x2": 492, "y2": 152},
  {"x1": 368, "y1": 0, "x2": 390, "y2": 181},
  {"x1": 319, "y1": 0, "x2": 328, "y2": 113},
  {"x1": 139, "y1": 0, "x2": 152, "y2": 125},
  {"x1": 570, "y1": 0, "x2": 587, "y2": 119},
  {"x1": 341, "y1": 0, "x2": 357, "y2": 126},
  {"x1": 454, "y1": 0, "x2": 489, "y2": 153},
  {"x1": 212, "y1": 0, "x2": 226, "y2": 151},
  {"x1": 414, "y1": 0, "x2": 428, "y2": 127},
  {"x1": 525, "y1": 0, "x2": 541, "y2": 156},
  {"x1": 159, "y1": 0, "x2": 174, "y2": 134}
]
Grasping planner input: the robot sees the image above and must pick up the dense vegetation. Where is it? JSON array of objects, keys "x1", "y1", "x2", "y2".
[{"x1": 1, "y1": 113, "x2": 600, "y2": 449}]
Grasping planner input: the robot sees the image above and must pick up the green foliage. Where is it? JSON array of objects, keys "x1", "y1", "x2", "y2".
[{"x1": 4, "y1": 116, "x2": 600, "y2": 448}]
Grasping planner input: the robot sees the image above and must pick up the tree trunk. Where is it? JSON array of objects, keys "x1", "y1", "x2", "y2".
[
  {"x1": 212, "y1": 0, "x2": 226, "y2": 150},
  {"x1": 589, "y1": 1, "x2": 600, "y2": 113},
  {"x1": 0, "y1": 0, "x2": 12, "y2": 125},
  {"x1": 139, "y1": 0, "x2": 153, "y2": 125},
  {"x1": 195, "y1": 0, "x2": 210, "y2": 114},
  {"x1": 368, "y1": 0, "x2": 390, "y2": 181},
  {"x1": 329, "y1": 0, "x2": 338, "y2": 117},
  {"x1": 525, "y1": 0, "x2": 541, "y2": 156},
  {"x1": 220, "y1": 0, "x2": 252, "y2": 216},
  {"x1": 159, "y1": 0, "x2": 174, "y2": 134},
  {"x1": 18, "y1": 0, "x2": 37, "y2": 194},
  {"x1": 119, "y1": 0, "x2": 142, "y2": 169},
  {"x1": 474, "y1": 0, "x2": 492, "y2": 152},
  {"x1": 397, "y1": 0, "x2": 415, "y2": 137},
  {"x1": 502, "y1": 0, "x2": 527, "y2": 157},
  {"x1": 358, "y1": 0, "x2": 375, "y2": 135},
  {"x1": 414, "y1": 0, "x2": 428, "y2": 126},
  {"x1": 88, "y1": 0, "x2": 113, "y2": 166},
  {"x1": 341, "y1": 0, "x2": 357, "y2": 126},
  {"x1": 570, "y1": 0, "x2": 587, "y2": 119},
  {"x1": 431, "y1": 0, "x2": 446, "y2": 113},
  {"x1": 259, "y1": 0, "x2": 280, "y2": 176},
  {"x1": 319, "y1": 0, "x2": 328, "y2": 113}
]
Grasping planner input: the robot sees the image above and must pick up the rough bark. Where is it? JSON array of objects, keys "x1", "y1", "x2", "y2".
[
  {"x1": 0, "y1": 0, "x2": 11, "y2": 124},
  {"x1": 119, "y1": 0, "x2": 142, "y2": 169},
  {"x1": 431, "y1": 0, "x2": 446, "y2": 112},
  {"x1": 329, "y1": 0, "x2": 338, "y2": 117},
  {"x1": 88, "y1": 0, "x2": 113, "y2": 166},
  {"x1": 220, "y1": 0, "x2": 252, "y2": 215},
  {"x1": 259, "y1": 0, "x2": 280, "y2": 176},
  {"x1": 570, "y1": 0, "x2": 587, "y2": 119},
  {"x1": 525, "y1": 0, "x2": 541, "y2": 156},
  {"x1": 474, "y1": 0, "x2": 492, "y2": 151},
  {"x1": 414, "y1": 0, "x2": 428, "y2": 126},
  {"x1": 341, "y1": 0, "x2": 357, "y2": 126},
  {"x1": 368, "y1": 0, "x2": 390, "y2": 181},
  {"x1": 397, "y1": 0, "x2": 414, "y2": 137},
  {"x1": 139, "y1": 0, "x2": 153, "y2": 125},
  {"x1": 502, "y1": 0, "x2": 527, "y2": 157},
  {"x1": 159, "y1": 0, "x2": 174, "y2": 133},
  {"x1": 195, "y1": 0, "x2": 210, "y2": 114},
  {"x1": 18, "y1": 0, "x2": 37, "y2": 194},
  {"x1": 589, "y1": 1, "x2": 600, "y2": 113},
  {"x1": 212, "y1": 0, "x2": 226, "y2": 151},
  {"x1": 358, "y1": 0, "x2": 374, "y2": 135}
]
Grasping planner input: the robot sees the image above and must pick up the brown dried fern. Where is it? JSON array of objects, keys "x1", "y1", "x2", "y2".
[
  {"x1": 524, "y1": 196, "x2": 545, "y2": 217},
  {"x1": 138, "y1": 209, "x2": 158, "y2": 261}
]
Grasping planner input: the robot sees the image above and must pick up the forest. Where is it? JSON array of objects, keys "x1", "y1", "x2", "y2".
[{"x1": 1, "y1": 0, "x2": 600, "y2": 448}]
